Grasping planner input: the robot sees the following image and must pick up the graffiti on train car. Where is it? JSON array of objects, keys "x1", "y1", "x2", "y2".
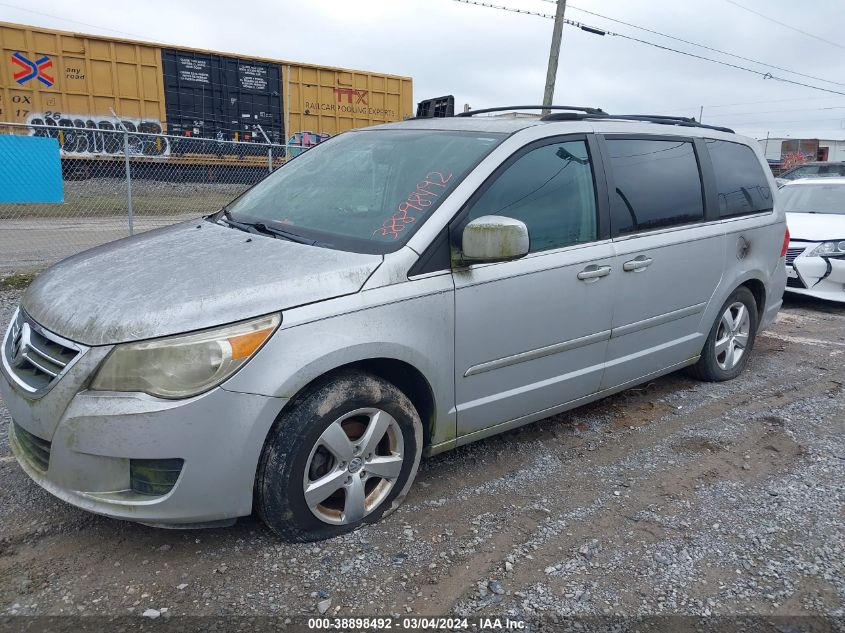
[
  {"x1": 288, "y1": 131, "x2": 330, "y2": 157},
  {"x1": 26, "y1": 114, "x2": 171, "y2": 157}
]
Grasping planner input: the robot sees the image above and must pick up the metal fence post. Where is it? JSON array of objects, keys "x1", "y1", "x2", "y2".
[
  {"x1": 256, "y1": 124, "x2": 273, "y2": 174},
  {"x1": 1, "y1": 119, "x2": 291, "y2": 270},
  {"x1": 111, "y1": 107, "x2": 134, "y2": 236},
  {"x1": 122, "y1": 130, "x2": 134, "y2": 236}
]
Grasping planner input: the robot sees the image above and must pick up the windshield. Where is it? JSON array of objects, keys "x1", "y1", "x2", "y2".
[
  {"x1": 783, "y1": 164, "x2": 845, "y2": 179},
  {"x1": 224, "y1": 129, "x2": 505, "y2": 253},
  {"x1": 782, "y1": 166, "x2": 818, "y2": 179},
  {"x1": 780, "y1": 184, "x2": 845, "y2": 215}
]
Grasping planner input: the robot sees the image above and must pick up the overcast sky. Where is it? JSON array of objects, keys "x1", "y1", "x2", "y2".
[{"x1": 3, "y1": 0, "x2": 845, "y2": 140}]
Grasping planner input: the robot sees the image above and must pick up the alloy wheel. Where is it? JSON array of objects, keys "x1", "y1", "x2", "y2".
[
  {"x1": 715, "y1": 301, "x2": 751, "y2": 371},
  {"x1": 303, "y1": 408, "x2": 404, "y2": 525}
]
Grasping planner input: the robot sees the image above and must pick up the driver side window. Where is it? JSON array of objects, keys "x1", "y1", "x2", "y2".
[{"x1": 465, "y1": 139, "x2": 598, "y2": 253}]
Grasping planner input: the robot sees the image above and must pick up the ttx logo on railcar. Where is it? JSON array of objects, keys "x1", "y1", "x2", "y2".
[{"x1": 334, "y1": 87, "x2": 368, "y2": 105}]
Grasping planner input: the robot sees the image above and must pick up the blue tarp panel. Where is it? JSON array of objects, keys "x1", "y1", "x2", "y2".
[{"x1": 0, "y1": 136, "x2": 64, "y2": 203}]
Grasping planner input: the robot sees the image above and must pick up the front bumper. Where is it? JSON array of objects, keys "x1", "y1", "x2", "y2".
[
  {"x1": 785, "y1": 247, "x2": 845, "y2": 303},
  {"x1": 1, "y1": 340, "x2": 286, "y2": 526}
]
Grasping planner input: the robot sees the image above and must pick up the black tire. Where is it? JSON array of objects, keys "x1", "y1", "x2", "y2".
[
  {"x1": 688, "y1": 286, "x2": 759, "y2": 382},
  {"x1": 255, "y1": 371, "x2": 423, "y2": 542}
]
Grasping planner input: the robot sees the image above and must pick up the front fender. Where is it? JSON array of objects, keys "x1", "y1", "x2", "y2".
[{"x1": 223, "y1": 275, "x2": 456, "y2": 448}]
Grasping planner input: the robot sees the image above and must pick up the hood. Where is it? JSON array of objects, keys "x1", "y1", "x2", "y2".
[
  {"x1": 786, "y1": 212, "x2": 845, "y2": 242},
  {"x1": 23, "y1": 221, "x2": 382, "y2": 346}
]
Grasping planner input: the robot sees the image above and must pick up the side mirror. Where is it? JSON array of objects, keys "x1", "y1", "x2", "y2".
[{"x1": 461, "y1": 215, "x2": 529, "y2": 264}]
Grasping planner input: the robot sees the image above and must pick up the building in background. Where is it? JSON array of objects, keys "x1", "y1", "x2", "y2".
[{"x1": 758, "y1": 137, "x2": 845, "y2": 163}]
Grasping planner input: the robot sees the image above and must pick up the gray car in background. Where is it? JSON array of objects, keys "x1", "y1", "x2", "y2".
[
  {"x1": 775, "y1": 161, "x2": 845, "y2": 187},
  {"x1": 1, "y1": 109, "x2": 787, "y2": 541},
  {"x1": 779, "y1": 161, "x2": 845, "y2": 182}
]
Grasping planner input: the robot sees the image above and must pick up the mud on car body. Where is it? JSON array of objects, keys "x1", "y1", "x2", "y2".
[{"x1": 1, "y1": 108, "x2": 786, "y2": 541}]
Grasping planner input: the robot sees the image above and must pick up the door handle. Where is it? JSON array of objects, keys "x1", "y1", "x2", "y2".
[
  {"x1": 623, "y1": 256, "x2": 653, "y2": 272},
  {"x1": 577, "y1": 265, "x2": 611, "y2": 281}
]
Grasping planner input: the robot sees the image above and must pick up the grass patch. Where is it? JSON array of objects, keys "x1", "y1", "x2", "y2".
[
  {"x1": 0, "y1": 191, "x2": 239, "y2": 219},
  {"x1": 0, "y1": 271, "x2": 38, "y2": 290}
]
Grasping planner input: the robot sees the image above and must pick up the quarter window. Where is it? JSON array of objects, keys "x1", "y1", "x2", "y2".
[
  {"x1": 706, "y1": 139, "x2": 773, "y2": 217},
  {"x1": 606, "y1": 138, "x2": 704, "y2": 234},
  {"x1": 464, "y1": 140, "x2": 597, "y2": 253}
]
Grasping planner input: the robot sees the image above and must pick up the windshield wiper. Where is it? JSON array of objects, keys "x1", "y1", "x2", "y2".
[
  {"x1": 253, "y1": 222, "x2": 316, "y2": 245},
  {"x1": 218, "y1": 209, "x2": 261, "y2": 234},
  {"x1": 219, "y1": 209, "x2": 315, "y2": 245}
]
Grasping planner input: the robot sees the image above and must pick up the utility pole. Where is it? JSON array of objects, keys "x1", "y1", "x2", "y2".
[
  {"x1": 699, "y1": 105, "x2": 704, "y2": 122},
  {"x1": 542, "y1": 0, "x2": 567, "y2": 115}
]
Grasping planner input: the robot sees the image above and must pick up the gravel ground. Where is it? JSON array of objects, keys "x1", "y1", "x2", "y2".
[
  {"x1": 0, "y1": 288, "x2": 843, "y2": 628},
  {"x1": 61, "y1": 178, "x2": 251, "y2": 198}
]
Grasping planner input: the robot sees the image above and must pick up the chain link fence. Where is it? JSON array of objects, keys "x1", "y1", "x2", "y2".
[{"x1": 0, "y1": 121, "x2": 305, "y2": 273}]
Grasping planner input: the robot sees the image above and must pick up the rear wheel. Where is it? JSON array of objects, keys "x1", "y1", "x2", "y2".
[
  {"x1": 688, "y1": 286, "x2": 758, "y2": 382},
  {"x1": 255, "y1": 371, "x2": 423, "y2": 542}
]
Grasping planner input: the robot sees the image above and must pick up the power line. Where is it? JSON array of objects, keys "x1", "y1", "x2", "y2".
[
  {"x1": 0, "y1": 2, "x2": 168, "y2": 43},
  {"x1": 654, "y1": 95, "x2": 845, "y2": 115},
  {"x1": 453, "y1": 0, "x2": 845, "y2": 99},
  {"x1": 539, "y1": 0, "x2": 845, "y2": 88},
  {"x1": 705, "y1": 106, "x2": 845, "y2": 119},
  {"x1": 723, "y1": 116, "x2": 845, "y2": 125},
  {"x1": 453, "y1": 0, "x2": 556, "y2": 19},
  {"x1": 618, "y1": 36, "x2": 845, "y2": 98},
  {"x1": 611, "y1": 34, "x2": 845, "y2": 98},
  {"x1": 0, "y1": 6, "x2": 409, "y2": 91},
  {"x1": 725, "y1": 0, "x2": 845, "y2": 51}
]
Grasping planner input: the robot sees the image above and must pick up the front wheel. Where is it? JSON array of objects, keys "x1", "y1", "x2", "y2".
[
  {"x1": 688, "y1": 286, "x2": 759, "y2": 382},
  {"x1": 255, "y1": 371, "x2": 423, "y2": 542}
]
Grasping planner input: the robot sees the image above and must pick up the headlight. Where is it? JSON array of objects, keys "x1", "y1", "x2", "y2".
[
  {"x1": 91, "y1": 314, "x2": 280, "y2": 399},
  {"x1": 808, "y1": 241, "x2": 845, "y2": 257}
]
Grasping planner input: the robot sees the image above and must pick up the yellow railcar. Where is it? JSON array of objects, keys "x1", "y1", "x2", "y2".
[{"x1": 0, "y1": 20, "x2": 413, "y2": 170}]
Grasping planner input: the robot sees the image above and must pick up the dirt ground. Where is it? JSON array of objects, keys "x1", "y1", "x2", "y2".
[{"x1": 0, "y1": 289, "x2": 842, "y2": 628}]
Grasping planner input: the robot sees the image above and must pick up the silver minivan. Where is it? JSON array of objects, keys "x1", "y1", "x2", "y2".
[{"x1": 1, "y1": 108, "x2": 787, "y2": 541}]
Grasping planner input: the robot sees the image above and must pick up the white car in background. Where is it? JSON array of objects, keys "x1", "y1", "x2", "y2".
[{"x1": 782, "y1": 178, "x2": 845, "y2": 302}]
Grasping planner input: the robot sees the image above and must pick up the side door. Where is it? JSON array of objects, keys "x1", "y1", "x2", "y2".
[
  {"x1": 451, "y1": 135, "x2": 616, "y2": 439},
  {"x1": 598, "y1": 135, "x2": 725, "y2": 389}
]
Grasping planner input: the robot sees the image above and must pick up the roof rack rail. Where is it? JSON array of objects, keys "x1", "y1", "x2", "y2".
[
  {"x1": 540, "y1": 111, "x2": 734, "y2": 134},
  {"x1": 599, "y1": 114, "x2": 734, "y2": 134},
  {"x1": 539, "y1": 112, "x2": 603, "y2": 122},
  {"x1": 456, "y1": 105, "x2": 606, "y2": 117}
]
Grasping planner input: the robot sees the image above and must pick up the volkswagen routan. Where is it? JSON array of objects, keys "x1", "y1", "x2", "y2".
[{"x1": 1, "y1": 107, "x2": 787, "y2": 541}]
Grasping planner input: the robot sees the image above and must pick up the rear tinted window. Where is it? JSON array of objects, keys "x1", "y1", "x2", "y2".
[
  {"x1": 706, "y1": 139, "x2": 773, "y2": 217},
  {"x1": 606, "y1": 138, "x2": 704, "y2": 234}
]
